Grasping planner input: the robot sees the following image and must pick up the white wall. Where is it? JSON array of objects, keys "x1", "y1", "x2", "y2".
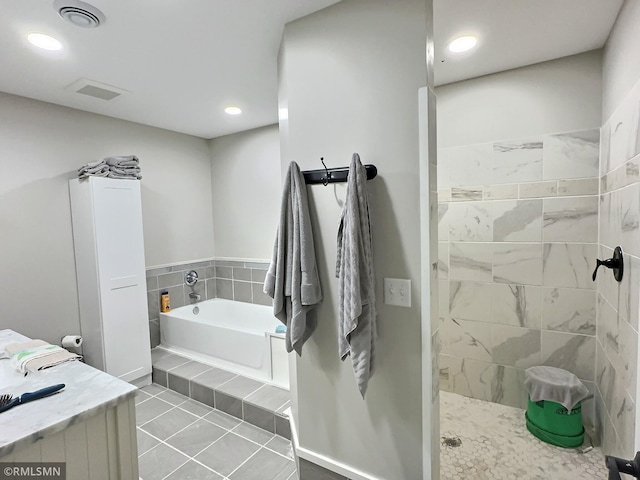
[
  {"x1": 601, "y1": 0, "x2": 640, "y2": 457},
  {"x1": 0, "y1": 92, "x2": 214, "y2": 343},
  {"x1": 436, "y1": 50, "x2": 603, "y2": 148},
  {"x1": 279, "y1": 0, "x2": 428, "y2": 478},
  {"x1": 209, "y1": 124, "x2": 281, "y2": 260},
  {"x1": 603, "y1": 0, "x2": 640, "y2": 121}
]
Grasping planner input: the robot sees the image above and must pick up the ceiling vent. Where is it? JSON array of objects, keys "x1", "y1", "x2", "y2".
[
  {"x1": 67, "y1": 79, "x2": 128, "y2": 101},
  {"x1": 53, "y1": 0, "x2": 105, "y2": 28}
]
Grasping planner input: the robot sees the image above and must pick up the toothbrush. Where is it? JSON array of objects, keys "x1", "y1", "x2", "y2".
[{"x1": 0, "y1": 384, "x2": 65, "y2": 413}]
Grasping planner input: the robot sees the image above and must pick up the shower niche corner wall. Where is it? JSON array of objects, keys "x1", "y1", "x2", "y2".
[{"x1": 437, "y1": 127, "x2": 600, "y2": 415}]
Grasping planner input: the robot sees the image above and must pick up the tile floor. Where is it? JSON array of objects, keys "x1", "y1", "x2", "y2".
[
  {"x1": 440, "y1": 390, "x2": 610, "y2": 480},
  {"x1": 142, "y1": 352, "x2": 611, "y2": 479},
  {"x1": 150, "y1": 348, "x2": 291, "y2": 439},
  {"x1": 136, "y1": 384, "x2": 296, "y2": 480}
]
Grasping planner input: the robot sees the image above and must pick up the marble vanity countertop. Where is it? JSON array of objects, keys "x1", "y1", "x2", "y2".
[{"x1": 0, "y1": 329, "x2": 137, "y2": 458}]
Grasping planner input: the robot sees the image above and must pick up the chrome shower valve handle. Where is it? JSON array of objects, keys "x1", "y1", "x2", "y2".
[{"x1": 185, "y1": 270, "x2": 198, "y2": 286}]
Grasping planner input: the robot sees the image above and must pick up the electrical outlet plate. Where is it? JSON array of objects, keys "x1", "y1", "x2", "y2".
[{"x1": 383, "y1": 278, "x2": 411, "y2": 307}]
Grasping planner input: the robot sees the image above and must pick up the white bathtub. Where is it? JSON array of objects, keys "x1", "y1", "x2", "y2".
[{"x1": 159, "y1": 299, "x2": 289, "y2": 388}]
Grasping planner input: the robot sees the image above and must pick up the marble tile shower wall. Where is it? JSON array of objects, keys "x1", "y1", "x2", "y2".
[
  {"x1": 597, "y1": 77, "x2": 640, "y2": 459},
  {"x1": 437, "y1": 128, "x2": 601, "y2": 416},
  {"x1": 145, "y1": 259, "x2": 271, "y2": 348}
]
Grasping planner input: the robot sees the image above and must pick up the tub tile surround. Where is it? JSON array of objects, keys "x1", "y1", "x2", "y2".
[
  {"x1": 150, "y1": 347, "x2": 292, "y2": 440},
  {"x1": 596, "y1": 77, "x2": 640, "y2": 460},
  {"x1": 438, "y1": 127, "x2": 600, "y2": 417},
  {"x1": 146, "y1": 258, "x2": 271, "y2": 348}
]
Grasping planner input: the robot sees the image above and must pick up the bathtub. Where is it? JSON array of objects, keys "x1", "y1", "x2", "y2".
[{"x1": 159, "y1": 299, "x2": 289, "y2": 389}]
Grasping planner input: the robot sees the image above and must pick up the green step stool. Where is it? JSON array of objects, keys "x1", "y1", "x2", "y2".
[{"x1": 524, "y1": 366, "x2": 589, "y2": 448}]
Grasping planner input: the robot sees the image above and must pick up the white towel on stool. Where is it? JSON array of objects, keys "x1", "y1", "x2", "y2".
[{"x1": 336, "y1": 153, "x2": 377, "y2": 397}]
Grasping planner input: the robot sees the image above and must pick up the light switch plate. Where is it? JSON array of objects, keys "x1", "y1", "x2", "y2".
[{"x1": 383, "y1": 278, "x2": 411, "y2": 307}]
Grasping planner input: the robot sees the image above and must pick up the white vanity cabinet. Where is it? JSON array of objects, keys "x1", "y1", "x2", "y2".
[
  {"x1": 69, "y1": 177, "x2": 151, "y2": 385},
  {"x1": 0, "y1": 329, "x2": 139, "y2": 479}
]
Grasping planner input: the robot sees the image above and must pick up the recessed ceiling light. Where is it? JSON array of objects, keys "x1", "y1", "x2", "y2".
[
  {"x1": 224, "y1": 106, "x2": 242, "y2": 115},
  {"x1": 447, "y1": 35, "x2": 477, "y2": 53},
  {"x1": 27, "y1": 33, "x2": 63, "y2": 51}
]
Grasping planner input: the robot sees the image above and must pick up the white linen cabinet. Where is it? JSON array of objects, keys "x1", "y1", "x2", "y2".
[{"x1": 69, "y1": 177, "x2": 151, "y2": 385}]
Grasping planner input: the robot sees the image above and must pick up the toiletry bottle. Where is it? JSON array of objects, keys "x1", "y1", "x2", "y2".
[{"x1": 160, "y1": 291, "x2": 171, "y2": 312}]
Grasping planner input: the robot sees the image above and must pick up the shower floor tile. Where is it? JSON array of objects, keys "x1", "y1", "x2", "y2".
[
  {"x1": 440, "y1": 391, "x2": 609, "y2": 480},
  {"x1": 136, "y1": 383, "x2": 297, "y2": 480}
]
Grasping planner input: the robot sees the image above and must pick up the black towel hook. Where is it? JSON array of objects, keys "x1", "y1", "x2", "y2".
[
  {"x1": 301, "y1": 162, "x2": 378, "y2": 185},
  {"x1": 320, "y1": 157, "x2": 330, "y2": 186}
]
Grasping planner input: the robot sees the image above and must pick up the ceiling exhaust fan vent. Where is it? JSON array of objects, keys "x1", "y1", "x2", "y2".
[
  {"x1": 67, "y1": 78, "x2": 128, "y2": 101},
  {"x1": 53, "y1": 0, "x2": 105, "y2": 28}
]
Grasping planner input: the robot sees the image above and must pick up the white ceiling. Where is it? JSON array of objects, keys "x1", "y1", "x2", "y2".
[
  {"x1": 434, "y1": 0, "x2": 624, "y2": 86},
  {"x1": 0, "y1": 0, "x2": 625, "y2": 139},
  {"x1": 0, "y1": 0, "x2": 341, "y2": 139}
]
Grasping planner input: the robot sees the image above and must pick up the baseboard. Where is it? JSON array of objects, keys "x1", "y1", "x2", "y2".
[{"x1": 287, "y1": 408, "x2": 382, "y2": 480}]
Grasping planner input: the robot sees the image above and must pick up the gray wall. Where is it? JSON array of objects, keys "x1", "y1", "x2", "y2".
[
  {"x1": 279, "y1": 0, "x2": 428, "y2": 478},
  {"x1": 209, "y1": 124, "x2": 281, "y2": 260},
  {"x1": 0, "y1": 92, "x2": 214, "y2": 343},
  {"x1": 598, "y1": 0, "x2": 640, "y2": 458}
]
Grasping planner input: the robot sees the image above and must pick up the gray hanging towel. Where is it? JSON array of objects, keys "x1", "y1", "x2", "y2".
[
  {"x1": 336, "y1": 153, "x2": 377, "y2": 397},
  {"x1": 264, "y1": 161, "x2": 322, "y2": 355}
]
